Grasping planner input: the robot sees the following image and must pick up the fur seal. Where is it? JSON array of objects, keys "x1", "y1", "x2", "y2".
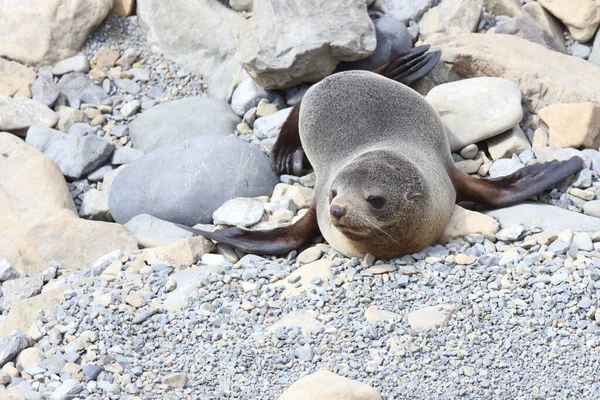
[{"x1": 177, "y1": 53, "x2": 583, "y2": 259}]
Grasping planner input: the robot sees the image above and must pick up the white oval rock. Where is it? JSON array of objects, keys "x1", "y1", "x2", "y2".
[{"x1": 212, "y1": 198, "x2": 264, "y2": 227}]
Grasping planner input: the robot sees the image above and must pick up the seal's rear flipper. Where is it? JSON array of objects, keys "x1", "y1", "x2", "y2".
[
  {"x1": 174, "y1": 204, "x2": 320, "y2": 255},
  {"x1": 373, "y1": 45, "x2": 442, "y2": 86},
  {"x1": 451, "y1": 157, "x2": 584, "y2": 208},
  {"x1": 271, "y1": 46, "x2": 441, "y2": 175}
]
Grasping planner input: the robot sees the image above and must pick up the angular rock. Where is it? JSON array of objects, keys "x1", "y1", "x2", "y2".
[
  {"x1": 16, "y1": 348, "x2": 43, "y2": 371},
  {"x1": 537, "y1": 0, "x2": 600, "y2": 42},
  {"x1": 163, "y1": 373, "x2": 188, "y2": 389},
  {"x1": 533, "y1": 146, "x2": 590, "y2": 167},
  {"x1": 163, "y1": 265, "x2": 224, "y2": 311},
  {"x1": 522, "y1": 1, "x2": 566, "y2": 46},
  {"x1": 230, "y1": 77, "x2": 282, "y2": 117},
  {"x1": 138, "y1": 0, "x2": 247, "y2": 100},
  {"x1": 486, "y1": 125, "x2": 531, "y2": 160},
  {"x1": 109, "y1": 135, "x2": 278, "y2": 225},
  {"x1": 55, "y1": 106, "x2": 86, "y2": 132},
  {"x1": 49, "y1": 379, "x2": 82, "y2": 400},
  {"x1": 25, "y1": 125, "x2": 114, "y2": 179},
  {"x1": 426, "y1": 34, "x2": 600, "y2": 113},
  {"x1": 279, "y1": 370, "x2": 381, "y2": 400},
  {"x1": 0, "y1": 291, "x2": 63, "y2": 338},
  {"x1": 114, "y1": 78, "x2": 141, "y2": 94},
  {"x1": 2, "y1": 275, "x2": 43, "y2": 310},
  {"x1": 372, "y1": 0, "x2": 436, "y2": 24},
  {"x1": 364, "y1": 305, "x2": 401, "y2": 323},
  {"x1": 584, "y1": 200, "x2": 600, "y2": 218},
  {"x1": 142, "y1": 236, "x2": 215, "y2": 267},
  {"x1": 236, "y1": 0, "x2": 376, "y2": 89},
  {"x1": 538, "y1": 103, "x2": 600, "y2": 149},
  {"x1": 57, "y1": 73, "x2": 109, "y2": 109},
  {"x1": 212, "y1": 198, "x2": 264, "y2": 227},
  {"x1": 419, "y1": 0, "x2": 483, "y2": 40},
  {"x1": 439, "y1": 205, "x2": 500, "y2": 243},
  {"x1": 52, "y1": 55, "x2": 90, "y2": 75},
  {"x1": 128, "y1": 97, "x2": 241, "y2": 152},
  {"x1": 483, "y1": 0, "x2": 526, "y2": 17},
  {"x1": 0, "y1": 0, "x2": 112, "y2": 66},
  {"x1": 489, "y1": 155, "x2": 525, "y2": 178},
  {"x1": 0, "y1": 97, "x2": 58, "y2": 135},
  {"x1": 31, "y1": 67, "x2": 60, "y2": 107},
  {"x1": 124, "y1": 214, "x2": 194, "y2": 248},
  {"x1": 494, "y1": 16, "x2": 566, "y2": 53},
  {"x1": 486, "y1": 201, "x2": 600, "y2": 233},
  {"x1": 79, "y1": 189, "x2": 112, "y2": 221},
  {"x1": 0, "y1": 331, "x2": 29, "y2": 368},
  {"x1": 90, "y1": 46, "x2": 120, "y2": 69},
  {"x1": 425, "y1": 77, "x2": 523, "y2": 152},
  {"x1": 253, "y1": 107, "x2": 293, "y2": 140},
  {"x1": 271, "y1": 184, "x2": 314, "y2": 209},
  {"x1": 408, "y1": 304, "x2": 456, "y2": 330},
  {"x1": 0, "y1": 59, "x2": 36, "y2": 97},
  {"x1": 338, "y1": 16, "x2": 413, "y2": 72},
  {"x1": 18, "y1": 210, "x2": 138, "y2": 275},
  {"x1": 0, "y1": 260, "x2": 20, "y2": 282},
  {"x1": 111, "y1": 147, "x2": 144, "y2": 165}
]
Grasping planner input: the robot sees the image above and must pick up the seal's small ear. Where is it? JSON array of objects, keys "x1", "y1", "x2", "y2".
[
  {"x1": 174, "y1": 203, "x2": 320, "y2": 255},
  {"x1": 451, "y1": 157, "x2": 584, "y2": 208}
]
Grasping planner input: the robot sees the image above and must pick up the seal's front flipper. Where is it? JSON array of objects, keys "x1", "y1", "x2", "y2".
[
  {"x1": 451, "y1": 157, "x2": 584, "y2": 208},
  {"x1": 175, "y1": 204, "x2": 320, "y2": 255},
  {"x1": 373, "y1": 45, "x2": 442, "y2": 86},
  {"x1": 271, "y1": 102, "x2": 304, "y2": 175}
]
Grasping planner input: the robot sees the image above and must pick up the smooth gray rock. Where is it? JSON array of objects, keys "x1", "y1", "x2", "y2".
[
  {"x1": 52, "y1": 55, "x2": 90, "y2": 75},
  {"x1": 58, "y1": 73, "x2": 108, "y2": 109},
  {"x1": 114, "y1": 78, "x2": 141, "y2": 94},
  {"x1": 128, "y1": 97, "x2": 241, "y2": 152},
  {"x1": 495, "y1": 17, "x2": 566, "y2": 53},
  {"x1": 569, "y1": 42, "x2": 591, "y2": 59},
  {"x1": 581, "y1": 149, "x2": 600, "y2": 171},
  {"x1": 373, "y1": 0, "x2": 436, "y2": 24},
  {"x1": 124, "y1": 214, "x2": 194, "y2": 248},
  {"x1": 0, "y1": 96, "x2": 58, "y2": 134},
  {"x1": 0, "y1": 331, "x2": 30, "y2": 368},
  {"x1": 83, "y1": 365, "x2": 105, "y2": 382},
  {"x1": 109, "y1": 135, "x2": 278, "y2": 225},
  {"x1": 25, "y1": 125, "x2": 115, "y2": 179},
  {"x1": 0, "y1": 259, "x2": 21, "y2": 282},
  {"x1": 88, "y1": 165, "x2": 113, "y2": 182},
  {"x1": 120, "y1": 100, "x2": 141, "y2": 118},
  {"x1": 67, "y1": 122, "x2": 94, "y2": 137},
  {"x1": 230, "y1": 77, "x2": 282, "y2": 117},
  {"x1": 137, "y1": 0, "x2": 247, "y2": 101},
  {"x1": 236, "y1": 0, "x2": 376, "y2": 89},
  {"x1": 485, "y1": 201, "x2": 600, "y2": 233},
  {"x1": 338, "y1": 16, "x2": 413, "y2": 72},
  {"x1": 111, "y1": 147, "x2": 144, "y2": 165},
  {"x1": 212, "y1": 198, "x2": 265, "y2": 227},
  {"x1": 2, "y1": 275, "x2": 44, "y2": 310}
]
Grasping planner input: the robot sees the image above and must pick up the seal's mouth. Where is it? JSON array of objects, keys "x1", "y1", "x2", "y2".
[{"x1": 332, "y1": 220, "x2": 371, "y2": 240}]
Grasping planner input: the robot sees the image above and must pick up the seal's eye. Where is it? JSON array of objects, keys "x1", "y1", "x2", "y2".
[{"x1": 367, "y1": 195, "x2": 386, "y2": 209}]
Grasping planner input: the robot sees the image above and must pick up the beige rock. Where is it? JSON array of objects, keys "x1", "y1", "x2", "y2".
[
  {"x1": 484, "y1": 0, "x2": 527, "y2": 17},
  {"x1": 532, "y1": 127, "x2": 549, "y2": 148},
  {"x1": 125, "y1": 293, "x2": 145, "y2": 308},
  {"x1": 439, "y1": 205, "x2": 500, "y2": 243},
  {"x1": 0, "y1": 59, "x2": 36, "y2": 97},
  {"x1": 408, "y1": 304, "x2": 456, "y2": 330},
  {"x1": 163, "y1": 372, "x2": 188, "y2": 389},
  {"x1": 426, "y1": 33, "x2": 600, "y2": 114},
  {"x1": 0, "y1": 0, "x2": 112, "y2": 66},
  {"x1": 0, "y1": 291, "x2": 63, "y2": 338},
  {"x1": 297, "y1": 246, "x2": 323, "y2": 264},
  {"x1": 270, "y1": 259, "x2": 332, "y2": 298},
  {"x1": 279, "y1": 370, "x2": 381, "y2": 400},
  {"x1": 364, "y1": 305, "x2": 401, "y2": 323},
  {"x1": 256, "y1": 99, "x2": 278, "y2": 117},
  {"x1": 230, "y1": 0, "x2": 253, "y2": 12},
  {"x1": 419, "y1": 0, "x2": 483, "y2": 40},
  {"x1": 13, "y1": 84, "x2": 32, "y2": 100},
  {"x1": 267, "y1": 311, "x2": 324, "y2": 336},
  {"x1": 91, "y1": 46, "x2": 120, "y2": 69},
  {"x1": 89, "y1": 68, "x2": 107, "y2": 84},
  {"x1": 538, "y1": 103, "x2": 600, "y2": 149},
  {"x1": 16, "y1": 348, "x2": 43, "y2": 371},
  {"x1": 486, "y1": 126, "x2": 532, "y2": 160},
  {"x1": 537, "y1": 0, "x2": 600, "y2": 42},
  {"x1": 112, "y1": 0, "x2": 136, "y2": 17},
  {"x1": 271, "y1": 184, "x2": 314, "y2": 209},
  {"x1": 569, "y1": 188, "x2": 596, "y2": 201},
  {"x1": 522, "y1": 1, "x2": 567, "y2": 43},
  {"x1": 18, "y1": 210, "x2": 138, "y2": 275},
  {"x1": 142, "y1": 237, "x2": 215, "y2": 267},
  {"x1": 0, "y1": 388, "x2": 25, "y2": 400},
  {"x1": 56, "y1": 106, "x2": 87, "y2": 132}
]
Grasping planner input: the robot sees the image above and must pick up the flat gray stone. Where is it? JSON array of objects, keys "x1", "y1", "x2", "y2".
[
  {"x1": 129, "y1": 97, "x2": 241, "y2": 152},
  {"x1": 79, "y1": 189, "x2": 112, "y2": 221},
  {"x1": 49, "y1": 379, "x2": 82, "y2": 400},
  {"x1": 253, "y1": 107, "x2": 293, "y2": 140},
  {"x1": 109, "y1": 135, "x2": 277, "y2": 225},
  {"x1": 25, "y1": 125, "x2": 114, "y2": 179},
  {"x1": 230, "y1": 77, "x2": 282, "y2": 117},
  {"x1": 114, "y1": 78, "x2": 141, "y2": 94},
  {"x1": 485, "y1": 201, "x2": 600, "y2": 233},
  {"x1": 495, "y1": 17, "x2": 566, "y2": 53},
  {"x1": 124, "y1": 214, "x2": 194, "y2": 248},
  {"x1": 31, "y1": 66, "x2": 61, "y2": 107},
  {"x1": 57, "y1": 73, "x2": 108, "y2": 109}
]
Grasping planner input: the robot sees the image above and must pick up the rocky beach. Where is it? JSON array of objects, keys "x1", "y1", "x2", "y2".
[{"x1": 2, "y1": 0, "x2": 600, "y2": 399}]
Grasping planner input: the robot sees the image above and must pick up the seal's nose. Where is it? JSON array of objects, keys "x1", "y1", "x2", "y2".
[{"x1": 330, "y1": 204, "x2": 346, "y2": 219}]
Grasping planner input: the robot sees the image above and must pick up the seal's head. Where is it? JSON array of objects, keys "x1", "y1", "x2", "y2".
[{"x1": 327, "y1": 150, "x2": 434, "y2": 257}]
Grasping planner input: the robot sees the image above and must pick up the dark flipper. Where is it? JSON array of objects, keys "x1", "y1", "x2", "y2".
[
  {"x1": 271, "y1": 45, "x2": 441, "y2": 175},
  {"x1": 451, "y1": 157, "x2": 584, "y2": 208},
  {"x1": 175, "y1": 204, "x2": 320, "y2": 255}
]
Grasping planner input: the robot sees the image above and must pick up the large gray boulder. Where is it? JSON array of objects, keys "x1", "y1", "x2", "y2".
[
  {"x1": 129, "y1": 97, "x2": 241, "y2": 152},
  {"x1": 137, "y1": 0, "x2": 247, "y2": 101},
  {"x1": 0, "y1": 0, "x2": 112, "y2": 66},
  {"x1": 109, "y1": 135, "x2": 278, "y2": 225},
  {"x1": 236, "y1": 0, "x2": 376, "y2": 89}
]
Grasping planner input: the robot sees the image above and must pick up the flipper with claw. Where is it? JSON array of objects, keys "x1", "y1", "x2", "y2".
[
  {"x1": 175, "y1": 204, "x2": 320, "y2": 255},
  {"x1": 451, "y1": 157, "x2": 584, "y2": 208}
]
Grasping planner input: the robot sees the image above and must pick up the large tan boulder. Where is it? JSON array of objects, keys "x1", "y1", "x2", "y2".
[
  {"x1": 278, "y1": 370, "x2": 381, "y2": 400},
  {"x1": 426, "y1": 33, "x2": 600, "y2": 113},
  {"x1": 537, "y1": 0, "x2": 600, "y2": 42},
  {"x1": 538, "y1": 103, "x2": 600, "y2": 149},
  {"x1": 18, "y1": 209, "x2": 138, "y2": 275},
  {"x1": 419, "y1": 0, "x2": 483, "y2": 40},
  {"x1": 0, "y1": 58, "x2": 36, "y2": 97},
  {"x1": 0, "y1": 0, "x2": 113, "y2": 66}
]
